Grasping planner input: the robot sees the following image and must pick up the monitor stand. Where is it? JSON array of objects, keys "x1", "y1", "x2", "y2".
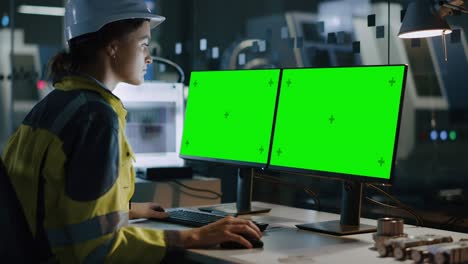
[
  {"x1": 199, "y1": 168, "x2": 271, "y2": 216},
  {"x1": 296, "y1": 180, "x2": 376, "y2": 236}
]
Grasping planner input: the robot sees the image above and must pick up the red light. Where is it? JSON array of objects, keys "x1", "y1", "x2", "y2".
[
  {"x1": 420, "y1": 131, "x2": 428, "y2": 141},
  {"x1": 37, "y1": 80, "x2": 47, "y2": 90}
]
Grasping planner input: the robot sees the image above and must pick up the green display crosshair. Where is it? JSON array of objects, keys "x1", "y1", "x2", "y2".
[
  {"x1": 269, "y1": 79, "x2": 274, "y2": 87},
  {"x1": 259, "y1": 146, "x2": 265, "y2": 154},
  {"x1": 286, "y1": 79, "x2": 292, "y2": 87},
  {"x1": 389, "y1": 77, "x2": 395, "y2": 87},
  {"x1": 329, "y1": 115, "x2": 336, "y2": 124},
  {"x1": 277, "y1": 148, "x2": 283, "y2": 156},
  {"x1": 193, "y1": 80, "x2": 198, "y2": 87},
  {"x1": 224, "y1": 112, "x2": 230, "y2": 119},
  {"x1": 378, "y1": 157, "x2": 385, "y2": 167},
  {"x1": 185, "y1": 140, "x2": 190, "y2": 147}
]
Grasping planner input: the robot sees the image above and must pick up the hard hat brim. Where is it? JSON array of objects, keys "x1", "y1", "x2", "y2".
[
  {"x1": 66, "y1": 14, "x2": 165, "y2": 42},
  {"x1": 147, "y1": 14, "x2": 166, "y2": 29}
]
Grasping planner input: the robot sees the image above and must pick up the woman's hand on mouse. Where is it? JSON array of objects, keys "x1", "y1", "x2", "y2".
[
  {"x1": 178, "y1": 216, "x2": 262, "y2": 249},
  {"x1": 129, "y1": 202, "x2": 168, "y2": 220}
]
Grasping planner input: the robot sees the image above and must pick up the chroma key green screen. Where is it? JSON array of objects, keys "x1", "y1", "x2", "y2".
[
  {"x1": 269, "y1": 65, "x2": 407, "y2": 180},
  {"x1": 180, "y1": 69, "x2": 281, "y2": 166}
]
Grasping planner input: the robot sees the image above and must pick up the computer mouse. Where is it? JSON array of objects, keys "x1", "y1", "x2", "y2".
[
  {"x1": 252, "y1": 221, "x2": 269, "y2": 232},
  {"x1": 220, "y1": 237, "x2": 264, "y2": 249}
]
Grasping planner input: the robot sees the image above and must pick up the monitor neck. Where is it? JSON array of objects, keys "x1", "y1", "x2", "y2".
[
  {"x1": 340, "y1": 180, "x2": 363, "y2": 226},
  {"x1": 236, "y1": 168, "x2": 254, "y2": 213}
]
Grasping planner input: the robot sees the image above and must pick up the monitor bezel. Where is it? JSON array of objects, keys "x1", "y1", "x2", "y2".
[
  {"x1": 267, "y1": 64, "x2": 408, "y2": 184},
  {"x1": 180, "y1": 154, "x2": 267, "y2": 168},
  {"x1": 179, "y1": 68, "x2": 282, "y2": 168}
]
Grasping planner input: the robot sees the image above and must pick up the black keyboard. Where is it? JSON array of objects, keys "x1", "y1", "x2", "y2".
[{"x1": 161, "y1": 209, "x2": 268, "y2": 232}]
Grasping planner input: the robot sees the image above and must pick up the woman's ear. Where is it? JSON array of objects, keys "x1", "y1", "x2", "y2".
[{"x1": 106, "y1": 40, "x2": 119, "y2": 60}]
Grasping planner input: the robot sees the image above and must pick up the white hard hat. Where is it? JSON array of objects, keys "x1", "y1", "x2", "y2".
[{"x1": 65, "y1": 0, "x2": 165, "y2": 42}]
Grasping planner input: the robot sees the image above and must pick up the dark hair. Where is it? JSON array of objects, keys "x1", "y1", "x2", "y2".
[{"x1": 48, "y1": 18, "x2": 149, "y2": 83}]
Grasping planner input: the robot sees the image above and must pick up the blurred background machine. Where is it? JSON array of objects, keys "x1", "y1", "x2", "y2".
[
  {"x1": 114, "y1": 81, "x2": 221, "y2": 208},
  {"x1": 113, "y1": 81, "x2": 185, "y2": 173},
  {"x1": 0, "y1": 29, "x2": 47, "y2": 151}
]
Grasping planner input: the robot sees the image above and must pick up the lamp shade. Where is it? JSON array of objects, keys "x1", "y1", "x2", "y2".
[{"x1": 398, "y1": 0, "x2": 452, "y2": 38}]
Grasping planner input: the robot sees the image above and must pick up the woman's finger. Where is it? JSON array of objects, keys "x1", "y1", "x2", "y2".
[
  {"x1": 225, "y1": 224, "x2": 261, "y2": 240},
  {"x1": 149, "y1": 203, "x2": 165, "y2": 212},
  {"x1": 223, "y1": 232, "x2": 253, "y2": 249},
  {"x1": 148, "y1": 210, "x2": 169, "y2": 219},
  {"x1": 219, "y1": 217, "x2": 262, "y2": 237}
]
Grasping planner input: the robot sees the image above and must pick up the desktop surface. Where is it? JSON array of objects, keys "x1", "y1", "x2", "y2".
[
  {"x1": 131, "y1": 202, "x2": 468, "y2": 264},
  {"x1": 269, "y1": 65, "x2": 407, "y2": 181},
  {"x1": 180, "y1": 69, "x2": 281, "y2": 167}
]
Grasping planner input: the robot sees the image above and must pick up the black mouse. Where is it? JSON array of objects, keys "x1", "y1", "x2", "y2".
[{"x1": 220, "y1": 237, "x2": 264, "y2": 249}]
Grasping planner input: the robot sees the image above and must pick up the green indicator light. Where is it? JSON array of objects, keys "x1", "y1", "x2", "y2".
[{"x1": 449, "y1": 131, "x2": 457, "y2": 141}]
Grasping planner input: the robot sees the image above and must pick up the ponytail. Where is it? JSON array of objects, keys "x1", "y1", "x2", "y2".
[{"x1": 48, "y1": 51, "x2": 77, "y2": 84}]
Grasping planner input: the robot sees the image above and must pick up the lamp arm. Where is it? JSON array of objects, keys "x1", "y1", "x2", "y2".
[{"x1": 438, "y1": 0, "x2": 468, "y2": 16}]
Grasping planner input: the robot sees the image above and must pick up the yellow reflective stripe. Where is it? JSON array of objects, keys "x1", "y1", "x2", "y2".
[
  {"x1": 49, "y1": 92, "x2": 103, "y2": 135},
  {"x1": 47, "y1": 211, "x2": 128, "y2": 248}
]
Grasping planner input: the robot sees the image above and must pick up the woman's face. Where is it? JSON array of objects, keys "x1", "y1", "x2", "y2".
[{"x1": 113, "y1": 21, "x2": 152, "y2": 85}]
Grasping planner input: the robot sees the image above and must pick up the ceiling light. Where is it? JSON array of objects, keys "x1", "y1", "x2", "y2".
[{"x1": 17, "y1": 5, "x2": 65, "y2": 17}]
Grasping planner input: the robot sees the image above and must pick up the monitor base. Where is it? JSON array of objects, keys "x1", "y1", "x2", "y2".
[
  {"x1": 199, "y1": 203, "x2": 271, "y2": 216},
  {"x1": 296, "y1": 220, "x2": 376, "y2": 236}
]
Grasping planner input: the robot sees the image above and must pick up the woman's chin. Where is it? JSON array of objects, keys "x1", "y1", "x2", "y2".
[{"x1": 123, "y1": 78, "x2": 144, "y2": 86}]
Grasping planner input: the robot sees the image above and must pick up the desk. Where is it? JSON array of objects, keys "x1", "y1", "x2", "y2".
[{"x1": 131, "y1": 201, "x2": 468, "y2": 264}]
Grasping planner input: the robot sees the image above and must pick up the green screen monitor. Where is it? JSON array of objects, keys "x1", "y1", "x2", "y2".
[
  {"x1": 180, "y1": 69, "x2": 281, "y2": 168},
  {"x1": 269, "y1": 65, "x2": 407, "y2": 235},
  {"x1": 269, "y1": 65, "x2": 407, "y2": 183}
]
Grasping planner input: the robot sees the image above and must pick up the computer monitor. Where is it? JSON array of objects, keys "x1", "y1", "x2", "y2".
[
  {"x1": 113, "y1": 82, "x2": 185, "y2": 172},
  {"x1": 180, "y1": 69, "x2": 281, "y2": 214},
  {"x1": 269, "y1": 65, "x2": 408, "y2": 235}
]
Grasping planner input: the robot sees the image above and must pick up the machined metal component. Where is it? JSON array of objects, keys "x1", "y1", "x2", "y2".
[
  {"x1": 434, "y1": 241, "x2": 468, "y2": 264},
  {"x1": 377, "y1": 234, "x2": 453, "y2": 260},
  {"x1": 377, "y1": 217, "x2": 404, "y2": 236},
  {"x1": 372, "y1": 218, "x2": 407, "y2": 256}
]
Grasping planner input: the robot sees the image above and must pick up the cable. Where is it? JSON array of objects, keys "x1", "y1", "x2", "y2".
[
  {"x1": 365, "y1": 197, "x2": 399, "y2": 209},
  {"x1": 365, "y1": 196, "x2": 422, "y2": 226},
  {"x1": 443, "y1": 216, "x2": 466, "y2": 228},
  {"x1": 152, "y1": 56, "x2": 185, "y2": 83},
  {"x1": 177, "y1": 188, "x2": 220, "y2": 200},
  {"x1": 170, "y1": 179, "x2": 223, "y2": 198},
  {"x1": 365, "y1": 183, "x2": 424, "y2": 226},
  {"x1": 254, "y1": 173, "x2": 321, "y2": 210}
]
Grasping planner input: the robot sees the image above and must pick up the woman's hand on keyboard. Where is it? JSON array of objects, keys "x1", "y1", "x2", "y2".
[
  {"x1": 129, "y1": 202, "x2": 169, "y2": 220},
  {"x1": 179, "y1": 216, "x2": 262, "y2": 249}
]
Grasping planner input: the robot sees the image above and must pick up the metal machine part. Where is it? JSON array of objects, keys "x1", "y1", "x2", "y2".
[
  {"x1": 372, "y1": 218, "x2": 407, "y2": 254},
  {"x1": 377, "y1": 218, "x2": 405, "y2": 235},
  {"x1": 377, "y1": 234, "x2": 454, "y2": 260},
  {"x1": 410, "y1": 240, "x2": 468, "y2": 264}
]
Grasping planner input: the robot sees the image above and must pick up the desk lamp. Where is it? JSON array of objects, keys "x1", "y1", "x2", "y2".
[{"x1": 398, "y1": 0, "x2": 467, "y2": 60}]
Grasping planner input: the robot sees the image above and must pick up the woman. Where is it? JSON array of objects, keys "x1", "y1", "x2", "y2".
[{"x1": 1, "y1": 0, "x2": 261, "y2": 263}]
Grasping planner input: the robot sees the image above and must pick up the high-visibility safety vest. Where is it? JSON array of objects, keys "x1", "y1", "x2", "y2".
[{"x1": 2, "y1": 75, "x2": 175, "y2": 263}]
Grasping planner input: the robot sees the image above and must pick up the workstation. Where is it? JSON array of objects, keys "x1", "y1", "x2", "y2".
[{"x1": 1, "y1": 0, "x2": 467, "y2": 263}]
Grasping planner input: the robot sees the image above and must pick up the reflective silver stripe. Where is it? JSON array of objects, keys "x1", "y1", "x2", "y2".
[
  {"x1": 47, "y1": 211, "x2": 128, "y2": 248},
  {"x1": 49, "y1": 92, "x2": 103, "y2": 134},
  {"x1": 84, "y1": 236, "x2": 116, "y2": 264}
]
